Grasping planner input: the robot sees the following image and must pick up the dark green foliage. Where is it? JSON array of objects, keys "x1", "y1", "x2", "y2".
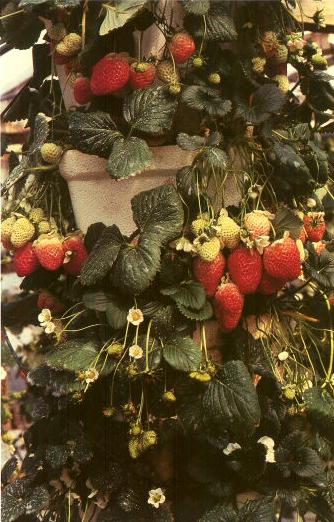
[
  {"x1": 163, "y1": 335, "x2": 202, "y2": 371},
  {"x1": 1, "y1": 479, "x2": 49, "y2": 522},
  {"x1": 304, "y1": 388, "x2": 334, "y2": 441},
  {"x1": 276, "y1": 431, "x2": 323, "y2": 479}
]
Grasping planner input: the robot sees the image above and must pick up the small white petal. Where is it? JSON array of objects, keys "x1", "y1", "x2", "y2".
[{"x1": 223, "y1": 442, "x2": 241, "y2": 455}]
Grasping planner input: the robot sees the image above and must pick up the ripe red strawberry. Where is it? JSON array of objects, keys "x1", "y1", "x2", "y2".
[
  {"x1": 37, "y1": 290, "x2": 65, "y2": 314},
  {"x1": 90, "y1": 55, "x2": 130, "y2": 95},
  {"x1": 193, "y1": 252, "x2": 226, "y2": 297},
  {"x1": 63, "y1": 234, "x2": 88, "y2": 275},
  {"x1": 73, "y1": 76, "x2": 92, "y2": 104},
  {"x1": 257, "y1": 271, "x2": 285, "y2": 295},
  {"x1": 303, "y1": 212, "x2": 326, "y2": 242},
  {"x1": 129, "y1": 62, "x2": 156, "y2": 89},
  {"x1": 227, "y1": 247, "x2": 263, "y2": 294},
  {"x1": 170, "y1": 32, "x2": 195, "y2": 64},
  {"x1": 263, "y1": 237, "x2": 301, "y2": 282},
  {"x1": 214, "y1": 282, "x2": 244, "y2": 331},
  {"x1": 33, "y1": 235, "x2": 65, "y2": 271},
  {"x1": 13, "y1": 242, "x2": 40, "y2": 276}
]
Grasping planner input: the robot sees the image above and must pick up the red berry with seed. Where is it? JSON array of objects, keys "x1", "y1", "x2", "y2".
[
  {"x1": 73, "y1": 76, "x2": 92, "y2": 104},
  {"x1": 170, "y1": 32, "x2": 196, "y2": 64},
  {"x1": 90, "y1": 55, "x2": 130, "y2": 95},
  {"x1": 37, "y1": 290, "x2": 65, "y2": 314},
  {"x1": 227, "y1": 247, "x2": 263, "y2": 294},
  {"x1": 129, "y1": 62, "x2": 156, "y2": 89},
  {"x1": 303, "y1": 212, "x2": 326, "y2": 242},
  {"x1": 257, "y1": 271, "x2": 285, "y2": 295},
  {"x1": 63, "y1": 234, "x2": 88, "y2": 275},
  {"x1": 33, "y1": 235, "x2": 65, "y2": 271},
  {"x1": 193, "y1": 252, "x2": 226, "y2": 297},
  {"x1": 214, "y1": 282, "x2": 244, "y2": 332},
  {"x1": 13, "y1": 242, "x2": 40, "y2": 276},
  {"x1": 263, "y1": 237, "x2": 301, "y2": 282}
]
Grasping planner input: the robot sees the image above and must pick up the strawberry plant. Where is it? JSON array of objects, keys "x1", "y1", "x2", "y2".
[{"x1": 1, "y1": 1, "x2": 334, "y2": 521}]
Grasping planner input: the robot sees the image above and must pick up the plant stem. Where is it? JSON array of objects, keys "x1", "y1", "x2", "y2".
[{"x1": 0, "y1": 8, "x2": 24, "y2": 20}]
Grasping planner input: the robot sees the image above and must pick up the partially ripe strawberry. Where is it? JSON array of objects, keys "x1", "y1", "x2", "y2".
[
  {"x1": 263, "y1": 237, "x2": 301, "y2": 282},
  {"x1": 13, "y1": 243, "x2": 40, "y2": 276},
  {"x1": 73, "y1": 76, "x2": 92, "y2": 104},
  {"x1": 303, "y1": 212, "x2": 326, "y2": 242},
  {"x1": 129, "y1": 62, "x2": 156, "y2": 89},
  {"x1": 244, "y1": 210, "x2": 272, "y2": 238},
  {"x1": 37, "y1": 290, "x2": 65, "y2": 314},
  {"x1": 193, "y1": 252, "x2": 226, "y2": 297},
  {"x1": 257, "y1": 271, "x2": 285, "y2": 295},
  {"x1": 299, "y1": 227, "x2": 307, "y2": 244},
  {"x1": 63, "y1": 234, "x2": 88, "y2": 275},
  {"x1": 33, "y1": 235, "x2": 65, "y2": 271},
  {"x1": 170, "y1": 32, "x2": 195, "y2": 64},
  {"x1": 214, "y1": 282, "x2": 244, "y2": 331},
  {"x1": 90, "y1": 55, "x2": 130, "y2": 95},
  {"x1": 227, "y1": 247, "x2": 263, "y2": 294}
]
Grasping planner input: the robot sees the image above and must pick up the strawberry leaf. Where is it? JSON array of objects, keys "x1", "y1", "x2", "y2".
[
  {"x1": 106, "y1": 295, "x2": 132, "y2": 330},
  {"x1": 176, "y1": 300, "x2": 213, "y2": 321},
  {"x1": 163, "y1": 336, "x2": 202, "y2": 371},
  {"x1": 131, "y1": 184, "x2": 184, "y2": 242},
  {"x1": 272, "y1": 207, "x2": 303, "y2": 240},
  {"x1": 276, "y1": 431, "x2": 322, "y2": 478},
  {"x1": 182, "y1": 86, "x2": 232, "y2": 117},
  {"x1": 123, "y1": 87, "x2": 177, "y2": 136},
  {"x1": 68, "y1": 111, "x2": 121, "y2": 158},
  {"x1": 1, "y1": 479, "x2": 49, "y2": 522},
  {"x1": 304, "y1": 247, "x2": 334, "y2": 290},
  {"x1": 28, "y1": 366, "x2": 85, "y2": 395},
  {"x1": 107, "y1": 137, "x2": 153, "y2": 180},
  {"x1": 99, "y1": 0, "x2": 147, "y2": 35},
  {"x1": 81, "y1": 225, "x2": 124, "y2": 286},
  {"x1": 235, "y1": 84, "x2": 286, "y2": 124},
  {"x1": 304, "y1": 387, "x2": 334, "y2": 441},
  {"x1": 203, "y1": 361, "x2": 261, "y2": 436},
  {"x1": 183, "y1": 0, "x2": 210, "y2": 16},
  {"x1": 177, "y1": 133, "x2": 205, "y2": 151},
  {"x1": 161, "y1": 281, "x2": 206, "y2": 310}
]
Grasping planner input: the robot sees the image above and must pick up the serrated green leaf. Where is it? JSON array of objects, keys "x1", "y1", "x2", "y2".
[
  {"x1": 100, "y1": 1, "x2": 147, "y2": 35},
  {"x1": 176, "y1": 165, "x2": 198, "y2": 203},
  {"x1": 304, "y1": 387, "x2": 334, "y2": 441},
  {"x1": 276, "y1": 431, "x2": 323, "y2": 478},
  {"x1": 107, "y1": 137, "x2": 153, "y2": 179},
  {"x1": 28, "y1": 366, "x2": 85, "y2": 395},
  {"x1": 182, "y1": 86, "x2": 232, "y2": 117},
  {"x1": 182, "y1": 0, "x2": 210, "y2": 15},
  {"x1": 45, "y1": 339, "x2": 115, "y2": 376},
  {"x1": 81, "y1": 225, "x2": 124, "y2": 286},
  {"x1": 31, "y1": 112, "x2": 49, "y2": 154},
  {"x1": 199, "y1": 504, "x2": 236, "y2": 522},
  {"x1": 112, "y1": 235, "x2": 161, "y2": 294},
  {"x1": 45, "y1": 444, "x2": 70, "y2": 468},
  {"x1": 176, "y1": 300, "x2": 213, "y2": 321},
  {"x1": 272, "y1": 207, "x2": 303, "y2": 240},
  {"x1": 176, "y1": 133, "x2": 205, "y2": 151},
  {"x1": 83, "y1": 291, "x2": 110, "y2": 312},
  {"x1": 68, "y1": 111, "x2": 121, "y2": 158},
  {"x1": 236, "y1": 84, "x2": 286, "y2": 124},
  {"x1": 304, "y1": 247, "x2": 334, "y2": 290},
  {"x1": 199, "y1": 146, "x2": 228, "y2": 170},
  {"x1": 1, "y1": 479, "x2": 49, "y2": 521},
  {"x1": 162, "y1": 281, "x2": 206, "y2": 310},
  {"x1": 185, "y1": 4, "x2": 237, "y2": 41},
  {"x1": 123, "y1": 87, "x2": 177, "y2": 135},
  {"x1": 106, "y1": 295, "x2": 131, "y2": 330},
  {"x1": 163, "y1": 336, "x2": 202, "y2": 371},
  {"x1": 237, "y1": 498, "x2": 275, "y2": 522},
  {"x1": 131, "y1": 184, "x2": 184, "y2": 242},
  {"x1": 203, "y1": 361, "x2": 261, "y2": 436}
]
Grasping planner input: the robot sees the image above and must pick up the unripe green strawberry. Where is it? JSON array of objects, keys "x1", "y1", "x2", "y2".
[
  {"x1": 11, "y1": 217, "x2": 35, "y2": 248},
  {"x1": 38, "y1": 221, "x2": 51, "y2": 235},
  {"x1": 274, "y1": 44, "x2": 288, "y2": 63},
  {"x1": 194, "y1": 236, "x2": 221, "y2": 262},
  {"x1": 163, "y1": 390, "x2": 176, "y2": 402},
  {"x1": 193, "y1": 252, "x2": 226, "y2": 296},
  {"x1": 169, "y1": 83, "x2": 181, "y2": 95},
  {"x1": 208, "y1": 72, "x2": 221, "y2": 84},
  {"x1": 29, "y1": 208, "x2": 45, "y2": 224},
  {"x1": 191, "y1": 213, "x2": 210, "y2": 235},
  {"x1": 142, "y1": 430, "x2": 158, "y2": 448},
  {"x1": 41, "y1": 143, "x2": 63, "y2": 165},
  {"x1": 47, "y1": 23, "x2": 66, "y2": 42},
  {"x1": 193, "y1": 56, "x2": 204, "y2": 68},
  {"x1": 214, "y1": 281, "x2": 244, "y2": 331},
  {"x1": 261, "y1": 31, "x2": 279, "y2": 57},
  {"x1": 227, "y1": 247, "x2": 263, "y2": 294},
  {"x1": 13, "y1": 242, "x2": 40, "y2": 276},
  {"x1": 273, "y1": 74, "x2": 289, "y2": 93},
  {"x1": 252, "y1": 56, "x2": 266, "y2": 73},
  {"x1": 216, "y1": 213, "x2": 240, "y2": 249},
  {"x1": 311, "y1": 53, "x2": 328, "y2": 69},
  {"x1": 157, "y1": 60, "x2": 180, "y2": 83},
  {"x1": 56, "y1": 32, "x2": 82, "y2": 57},
  {"x1": 1, "y1": 216, "x2": 16, "y2": 249},
  {"x1": 129, "y1": 438, "x2": 140, "y2": 459}
]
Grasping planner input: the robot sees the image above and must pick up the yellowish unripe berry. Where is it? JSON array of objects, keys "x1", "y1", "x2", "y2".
[
  {"x1": 29, "y1": 208, "x2": 45, "y2": 224},
  {"x1": 41, "y1": 143, "x2": 63, "y2": 165}
]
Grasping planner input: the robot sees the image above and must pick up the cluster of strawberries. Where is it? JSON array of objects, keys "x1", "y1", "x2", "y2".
[
  {"x1": 1, "y1": 210, "x2": 87, "y2": 278},
  {"x1": 48, "y1": 21, "x2": 196, "y2": 103},
  {"x1": 192, "y1": 210, "x2": 326, "y2": 332}
]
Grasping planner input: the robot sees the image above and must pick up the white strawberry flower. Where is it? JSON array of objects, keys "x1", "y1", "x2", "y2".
[
  {"x1": 129, "y1": 344, "x2": 144, "y2": 360},
  {"x1": 38, "y1": 308, "x2": 52, "y2": 325},
  {"x1": 44, "y1": 321, "x2": 56, "y2": 334},
  {"x1": 127, "y1": 308, "x2": 144, "y2": 326},
  {"x1": 84, "y1": 368, "x2": 99, "y2": 383},
  {"x1": 254, "y1": 235, "x2": 270, "y2": 254},
  {"x1": 148, "y1": 488, "x2": 166, "y2": 509},
  {"x1": 258, "y1": 436, "x2": 276, "y2": 463},
  {"x1": 175, "y1": 236, "x2": 194, "y2": 253},
  {"x1": 223, "y1": 442, "x2": 241, "y2": 455}
]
